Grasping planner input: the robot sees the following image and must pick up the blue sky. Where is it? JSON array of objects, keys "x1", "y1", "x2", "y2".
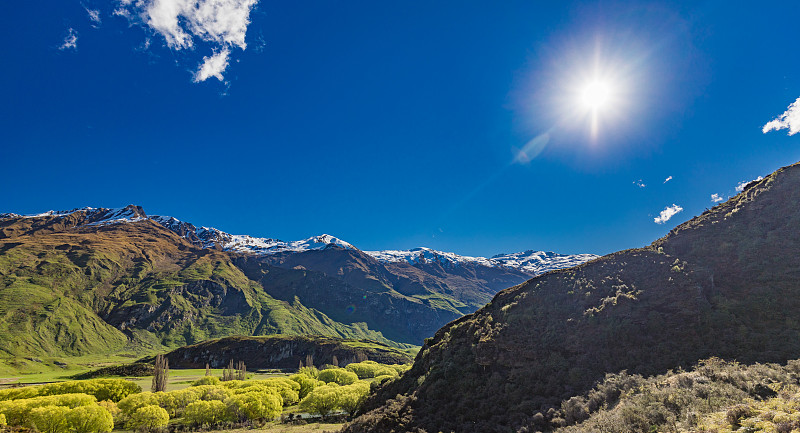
[{"x1": 2, "y1": 1, "x2": 800, "y2": 257}]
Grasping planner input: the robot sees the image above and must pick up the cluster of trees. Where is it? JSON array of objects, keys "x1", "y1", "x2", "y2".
[
  {"x1": 0, "y1": 379, "x2": 140, "y2": 403},
  {"x1": 288, "y1": 361, "x2": 408, "y2": 419},
  {"x1": 0, "y1": 379, "x2": 135, "y2": 433},
  {"x1": 0, "y1": 360, "x2": 412, "y2": 432}
]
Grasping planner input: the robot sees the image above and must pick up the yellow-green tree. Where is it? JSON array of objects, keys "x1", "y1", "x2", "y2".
[
  {"x1": 299, "y1": 384, "x2": 341, "y2": 418},
  {"x1": 184, "y1": 400, "x2": 228, "y2": 425},
  {"x1": 67, "y1": 405, "x2": 114, "y2": 433},
  {"x1": 225, "y1": 391, "x2": 282, "y2": 421},
  {"x1": 318, "y1": 368, "x2": 359, "y2": 385},
  {"x1": 127, "y1": 405, "x2": 169, "y2": 431},
  {"x1": 337, "y1": 382, "x2": 371, "y2": 417},
  {"x1": 289, "y1": 373, "x2": 326, "y2": 399},
  {"x1": 30, "y1": 406, "x2": 71, "y2": 433}
]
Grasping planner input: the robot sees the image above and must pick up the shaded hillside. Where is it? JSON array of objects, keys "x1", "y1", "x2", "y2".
[
  {"x1": 343, "y1": 161, "x2": 800, "y2": 433},
  {"x1": 0, "y1": 207, "x2": 395, "y2": 361},
  {"x1": 236, "y1": 252, "x2": 471, "y2": 344},
  {"x1": 150, "y1": 335, "x2": 414, "y2": 370}
]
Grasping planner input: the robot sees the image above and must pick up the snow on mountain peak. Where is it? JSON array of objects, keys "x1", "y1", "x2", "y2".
[
  {"x1": 1, "y1": 206, "x2": 598, "y2": 276},
  {"x1": 0, "y1": 205, "x2": 148, "y2": 226},
  {"x1": 365, "y1": 247, "x2": 598, "y2": 275}
]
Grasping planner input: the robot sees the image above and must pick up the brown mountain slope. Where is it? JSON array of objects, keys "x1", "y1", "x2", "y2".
[
  {"x1": 343, "y1": 161, "x2": 800, "y2": 433},
  {"x1": 0, "y1": 207, "x2": 396, "y2": 361}
]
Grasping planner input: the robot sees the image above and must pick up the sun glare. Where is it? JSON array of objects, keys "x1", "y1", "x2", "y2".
[{"x1": 581, "y1": 80, "x2": 614, "y2": 110}]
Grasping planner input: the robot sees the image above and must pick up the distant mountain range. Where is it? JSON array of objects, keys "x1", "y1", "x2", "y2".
[
  {"x1": 0, "y1": 206, "x2": 596, "y2": 365},
  {"x1": 343, "y1": 162, "x2": 800, "y2": 433}
]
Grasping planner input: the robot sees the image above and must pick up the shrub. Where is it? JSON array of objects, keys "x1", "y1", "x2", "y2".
[
  {"x1": 299, "y1": 385, "x2": 341, "y2": 418},
  {"x1": 290, "y1": 374, "x2": 326, "y2": 399},
  {"x1": 0, "y1": 379, "x2": 142, "y2": 403},
  {"x1": 297, "y1": 366, "x2": 319, "y2": 379},
  {"x1": 337, "y1": 382, "x2": 371, "y2": 416},
  {"x1": 193, "y1": 385, "x2": 230, "y2": 402},
  {"x1": 68, "y1": 405, "x2": 114, "y2": 433},
  {"x1": 192, "y1": 376, "x2": 220, "y2": 386},
  {"x1": 184, "y1": 400, "x2": 228, "y2": 425},
  {"x1": 0, "y1": 393, "x2": 97, "y2": 427},
  {"x1": 0, "y1": 413, "x2": 5, "y2": 426},
  {"x1": 318, "y1": 368, "x2": 359, "y2": 385},
  {"x1": 118, "y1": 392, "x2": 158, "y2": 418},
  {"x1": 225, "y1": 391, "x2": 282, "y2": 422},
  {"x1": 97, "y1": 400, "x2": 121, "y2": 426},
  {"x1": 345, "y1": 361, "x2": 384, "y2": 379},
  {"x1": 30, "y1": 406, "x2": 71, "y2": 433},
  {"x1": 127, "y1": 405, "x2": 169, "y2": 432}
]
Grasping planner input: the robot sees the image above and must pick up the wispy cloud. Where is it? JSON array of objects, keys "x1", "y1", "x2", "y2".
[
  {"x1": 59, "y1": 28, "x2": 78, "y2": 51},
  {"x1": 654, "y1": 204, "x2": 683, "y2": 224},
  {"x1": 85, "y1": 7, "x2": 101, "y2": 26},
  {"x1": 763, "y1": 97, "x2": 800, "y2": 135},
  {"x1": 116, "y1": 0, "x2": 259, "y2": 83},
  {"x1": 194, "y1": 49, "x2": 230, "y2": 82},
  {"x1": 735, "y1": 176, "x2": 763, "y2": 192},
  {"x1": 711, "y1": 193, "x2": 723, "y2": 203},
  {"x1": 663, "y1": 176, "x2": 672, "y2": 183},
  {"x1": 634, "y1": 179, "x2": 646, "y2": 188}
]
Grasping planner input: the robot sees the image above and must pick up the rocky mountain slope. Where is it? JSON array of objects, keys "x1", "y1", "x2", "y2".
[
  {"x1": 0, "y1": 205, "x2": 595, "y2": 364},
  {"x1": 343, "y1": 161, "x2": 800, "y2": 433}
]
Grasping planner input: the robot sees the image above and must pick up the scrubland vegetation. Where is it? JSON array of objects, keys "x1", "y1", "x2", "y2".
[
  {"x1": 0, "y1": 360, "x2": 410, "y2": 433},
  {"x1": 552, "y1": 358, "x2": 800, "y2": 433}
]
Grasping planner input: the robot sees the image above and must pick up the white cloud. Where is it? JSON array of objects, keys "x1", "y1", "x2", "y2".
[
  {"x1": 763, "y1": 97, "x2": 800, "y2": 135},
  {"x1": 654, "y1": 204, "x2": 683, "y2": 224},
  {"x1": 634, "y1": 179, "x2": 646, "y2": 188},
  {"x1": 193, "y1": 49, "x2": 230, "y2": 82},
  {"x1": 711, "y1": 193, "x2": 723, "y2": 203},
  {"x1": 59, "y1": 28, "x2": 78, "y2": 50},
  {"x1": 116, "y1": 0, "x2": 259, "y2": 82},
  {"x1": 735, "y1": 176, "x2": 763, "y2": 192},
  {"x1": 663, "y1": 176, "x2": 672, "y2": 183},
  {"x1": 86, "y1": 7, "x2": 101, "y2": 26}
]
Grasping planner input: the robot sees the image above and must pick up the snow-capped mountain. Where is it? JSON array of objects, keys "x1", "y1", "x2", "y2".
[
  {"x1": 365, "y1": 247, "x2": 598, "y2": 275},
  {"x1": 0, "y1": 206, "x2": 597, "y2": 276},
  {"x1": 0, "y1": 205, "x2": 148, "y2": 226}
]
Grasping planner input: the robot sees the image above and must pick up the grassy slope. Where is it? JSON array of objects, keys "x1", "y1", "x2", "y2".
[
  {"x1": 0, "y1": 216, "x2": 399, "y2": 370},
  {"x1": 344, "y1": 161, "x2": 800, "y2": 433}
]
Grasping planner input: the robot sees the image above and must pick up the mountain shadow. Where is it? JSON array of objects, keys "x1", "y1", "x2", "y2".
[{"x1": 343, "y1": 161, "x2": 800, "y2": 433}]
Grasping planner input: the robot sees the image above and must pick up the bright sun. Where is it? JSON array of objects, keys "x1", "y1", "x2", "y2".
[{"x1": 580, "y1": 80, "x2": 614, "y2": 111}]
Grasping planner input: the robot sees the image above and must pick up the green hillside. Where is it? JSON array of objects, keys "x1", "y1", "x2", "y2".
[
  {"x1": 0, "y1": 214, "x2": 398, "y2": 369},
  {"x1": 343, "y1": 161, "x2": 800, "y2": 433}
]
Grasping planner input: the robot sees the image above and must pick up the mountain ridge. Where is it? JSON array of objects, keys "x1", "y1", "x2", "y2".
[{"x1": 343, "y1": 161, "x2": 800, "y2": 433}]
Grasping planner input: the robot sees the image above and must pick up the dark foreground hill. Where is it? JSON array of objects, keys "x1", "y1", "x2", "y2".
[
  {"x1": 148, "y1": 335, "x2": 414, "y2": 370},
  {"x1": 343, "y1": 161, "x2": 800, "y2": 433}
]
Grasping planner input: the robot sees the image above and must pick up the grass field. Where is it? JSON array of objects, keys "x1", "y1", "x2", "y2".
[{"x1": 0, "y1": 366, "x2": 289, "y2": 388}]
